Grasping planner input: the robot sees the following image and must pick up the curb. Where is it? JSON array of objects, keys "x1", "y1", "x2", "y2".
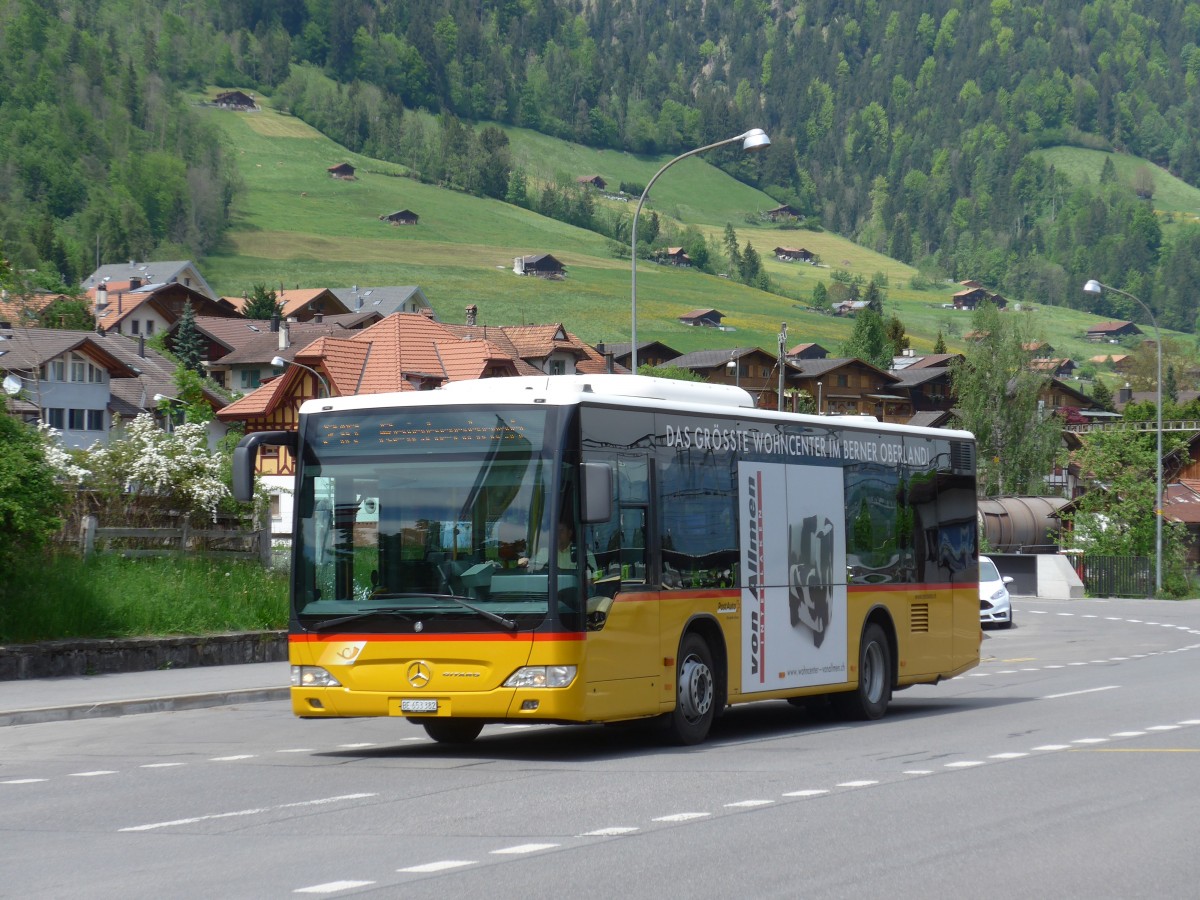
[{"x1": 0, "y1": 686, "x2": 291, "y2": 727}]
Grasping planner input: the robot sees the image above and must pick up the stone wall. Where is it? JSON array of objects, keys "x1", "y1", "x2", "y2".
[{"x1": 0, "y1": 631, "x2": 287, "y2": 680}]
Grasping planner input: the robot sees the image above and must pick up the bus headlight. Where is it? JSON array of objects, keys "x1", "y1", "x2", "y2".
[
  {"x1": 504, "y1": 666, "x2": 577, "y2": 688},
  {"x1": 292, "y1": 665, "x2": 342, "y2": 688}
]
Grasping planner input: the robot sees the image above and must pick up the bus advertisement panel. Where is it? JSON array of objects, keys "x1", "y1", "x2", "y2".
[{"x1": 739, "y1": 460, "x2": 847, "y2": 694}]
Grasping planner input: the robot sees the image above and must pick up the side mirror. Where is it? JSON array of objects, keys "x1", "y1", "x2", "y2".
[
  {"x1": 232, "y1": 431, "x2": 296, "y2": 502},
  {"x1": 580, "y1": 462, "x2": 613, "y2": 524}
]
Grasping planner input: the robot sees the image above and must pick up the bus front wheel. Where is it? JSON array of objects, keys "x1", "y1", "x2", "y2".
[
  {"x1": 667, "y1": 633, "x2": 717, "y2": 745},
  {"x1": 834, "y1": 622, "x2": 892, "y2": 721},
  {"x1": 421, "y1": 718, "x2": 484, "y2": 744}
]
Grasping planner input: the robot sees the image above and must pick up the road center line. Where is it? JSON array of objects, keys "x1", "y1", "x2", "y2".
[
  {"x1": 1041, "y1": 685, "x2": 1119, "y2": 700},
  {"x1": 120, "y1": 793, "x2": 376, "y2": 832}
]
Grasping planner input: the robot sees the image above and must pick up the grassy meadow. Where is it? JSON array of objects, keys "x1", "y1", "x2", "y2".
[
  {"x1": 197, "y1": 98, "x2": 1185, "y2": 372},
  {"x1": 1037, "y1": 146, "x2": 1200, "y2": 226}
]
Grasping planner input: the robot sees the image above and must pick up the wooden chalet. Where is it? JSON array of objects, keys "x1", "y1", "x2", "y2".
[
  {"x1": 661, "y1": 347, "x2": 781, "y2": 408},
  {"x1": 327, "y1": 162, "x2": 356, "y2": 179},
  {"x1": 593, "y1": 341, "x2": 680, "y2": 370},
  {"x1": 953, "y1": 286, "x2": 1008, "y2": 310},
  {"x1": 787, "y1": 342, "x2": 830, "y2": 360},
  {"x1": 784, "y1": 357, "x2": 910, "y2": 422},
  {"x1": 765, "y1": 204, "x2": 801, "y2": 222},
  {"x1": 660, "y1": 247, "x2": 692, "y2": 266},
  {"x1": 513, "y1": 254, "x2": 566, "y2": 278},
  {"x1": 380, "y1": 209, "x2": 419, "y2": 225},
  {"x1": 1086, "y1": 320, "x2": 1143, "y2": 342},
  {"x1": 774, "y1": 247, "x2": 815, "y2": 262},
  {"x1": 677, "y1": 308, "x2": 726, "y2": 328},
  {"x1": 213, "y1": 90, "x2": 256, "y2": 110},
  {"x1": 575, "y1": 175, "x2": 607, "y2": 190}
]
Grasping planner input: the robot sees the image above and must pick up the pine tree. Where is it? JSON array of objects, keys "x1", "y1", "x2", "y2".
[
  {"x1": 243, "y1": 283, "x2": 280, "y2": 319},
  {"x1": 173, "y1": 301, "x2": 205, "y2": 377},
  {"x1": 934, "y1": 331, "x2": 947, "y2": 354}
]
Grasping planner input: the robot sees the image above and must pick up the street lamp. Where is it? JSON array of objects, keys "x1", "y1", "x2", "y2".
[
  {"x1": 727, "y1": 353, "x2": 740, "y2": 387},
  {"x1": 630, "y1": 128, "x2": 771, "y2": 370},
  {"x1": 153, "y1": 392, "x2": 187, "y2": 432},
  {"x1": 271, "y1": 355, "x2": 330, "y2": 398},
  {"x1": 1083, "y1": 279, "x2": 1162, "y2": 595}
]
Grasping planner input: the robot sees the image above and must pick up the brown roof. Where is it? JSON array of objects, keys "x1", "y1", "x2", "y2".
[{"x1": 1086, "y1": 320, "x2": 1136, "y2": 334}]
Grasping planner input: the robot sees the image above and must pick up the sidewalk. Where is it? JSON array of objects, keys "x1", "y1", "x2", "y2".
[{"x1": 0, "y1": 661, "x2": 290, "y2": 727}]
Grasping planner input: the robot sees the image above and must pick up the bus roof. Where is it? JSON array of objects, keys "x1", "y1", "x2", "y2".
[{"x1": 300, "y1": 375, "x2": 974, "y2": 442}]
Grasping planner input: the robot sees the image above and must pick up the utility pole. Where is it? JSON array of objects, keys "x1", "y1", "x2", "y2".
[{"x1": 777, "y1": 322, "x2": 787, "y2": 411}]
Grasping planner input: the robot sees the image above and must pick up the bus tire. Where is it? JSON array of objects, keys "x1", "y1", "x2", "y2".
[
  {"x1": 667, "y1": 633, "x2": 717, "y2": 745},
  {"x1": 421, "y1": 719, "x2": 484, "y2": 745},
  {"x1": 834, "y1": 622, "x2": 892, "y2": 721}
]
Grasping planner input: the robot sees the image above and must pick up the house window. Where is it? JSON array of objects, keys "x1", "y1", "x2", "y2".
[
  {"x1": 131, "y1": 320, "x2": 140, "y2": 335},
  {"x1": 41, "y1": 360, "x2": 65, "y2": 381},
  {"x1": 68, "y1": 408, "x2": 86, "y2": 430},
  {"x1": 550, "y1": 359, "x2": 566, "y2": 375},
  {"x1": 86, "y1": 409, "x2": 105, "y2": 430},
  {"x1": 88, "y1": 363, "x2": 105, "y2": 383},
  {"x1": 146, "y1": 320, "x2": 155, "y2": 335},
  {"x1": 240, "y1": 370, "x2": 261, "y2": 389},
  {"x1": 70, "y1": 357, "x2": 86, "y2": 382},
  {"x1": 269, "y1": 495, "x2": 282, "y2": 521},
  {"x1": 47, "y1": 408, "x2": 65, "y2": 429},
  {"x1": 837, "y1": 373, "x2": 848, "y2": 388}
]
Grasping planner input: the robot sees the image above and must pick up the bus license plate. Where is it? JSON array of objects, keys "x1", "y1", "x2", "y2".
[{"x1": 401, "y1": 699, "x2": 438, "y2": 713}]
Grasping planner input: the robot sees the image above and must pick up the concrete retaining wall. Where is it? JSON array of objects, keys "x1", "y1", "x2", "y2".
[{"x1": 0, "y1": 631, "x2": 287, "y2": 681}]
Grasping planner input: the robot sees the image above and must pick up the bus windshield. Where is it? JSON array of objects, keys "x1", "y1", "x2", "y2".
[{"x1": 292, "y1": 408, "x2": 565, "y2": 631}]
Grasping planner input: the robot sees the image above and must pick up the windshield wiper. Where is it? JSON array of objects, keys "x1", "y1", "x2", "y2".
[
  {"x1": 437, "y1": 595, "x2": 518, "y2": 631},
  {"x1": 307, "y1": 607, "x2": 414, "y2": 632}
]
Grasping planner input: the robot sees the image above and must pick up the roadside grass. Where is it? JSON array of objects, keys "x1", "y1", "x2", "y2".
[{"x1": 0, "y1": 555, "x2": 288, "y2": 644}]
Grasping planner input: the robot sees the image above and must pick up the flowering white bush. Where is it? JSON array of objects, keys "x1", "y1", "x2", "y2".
[
  {"x1": 82, "y1": 414, "x2": 230, "y2": 520},
  {"x1": 36, "y1": 423, "x2": 91, "y2": 484}
]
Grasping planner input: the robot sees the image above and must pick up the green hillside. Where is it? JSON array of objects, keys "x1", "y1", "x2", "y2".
[
  {"x1": 1037, "y1": 147, "x2": 1200, "y2": 226},
  {"x1": 199, "y1": 101, "x2": 1179, "y2": 378}
]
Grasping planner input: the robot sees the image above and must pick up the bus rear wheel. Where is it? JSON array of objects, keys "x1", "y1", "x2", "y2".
[
  {"x1": 834, "y1": 622, "x2": 892, "y2": 721},
  {"x1": 667, "y1": 633, "x2": 716, "y2": 745},
  {"x1": 421, "y1": 719, "x2": 484, "y2": 745}
]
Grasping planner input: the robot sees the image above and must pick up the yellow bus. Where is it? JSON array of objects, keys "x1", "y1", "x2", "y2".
[{"x1": 233, "y1": 375, "x2": 980, "y2": 745}]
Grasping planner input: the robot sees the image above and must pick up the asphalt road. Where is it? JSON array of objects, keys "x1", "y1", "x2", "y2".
[{"x1": 3, "y1": 597, "x2": 1199, "y2": 899}]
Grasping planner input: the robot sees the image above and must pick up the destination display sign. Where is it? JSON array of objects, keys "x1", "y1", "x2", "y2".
[{"x1": 309, "y1": 410, "x2": 546, "y2": 455}]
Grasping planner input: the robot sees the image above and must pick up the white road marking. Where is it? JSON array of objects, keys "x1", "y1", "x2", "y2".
[
  {"x1": 140, "y1": 763, "x2": 185, "y2": 769},
  {"x1": 1147, "y1": 725, "x2": 1180, "y2": 731},
  {"x1": 836, "y1": 780, "x2": 878, "y2": 787},
  {"x1": 2, "y1": 778, "x2": 47, "y2": 784},
  {"x1": 1033, "y1": 744, "x2": 1071, "y2": 751},
  {"x1": 945, "y1": 761, "x2": 984, "y2": 768},
  {"x1": 398, "y1": 860, "x2": 475, "y2": 873},
  {"x1": 1042, "y1": 685, "x2": 1119, "y2": 700},
  {"x1": 579, "y1": 827, "x2": 638, "y2": 836},
  {"x1": 210, "y1": 754, "x2": 255, "y2": 761},
  {"x1": 491, "y1": 843, "x2": 559, "y2": 854},
  {"x1": 69, "y1": 770, "x2": 117, "y2": 777},
  {"x1": 989, "y1": 752, "x2": 1028, "y2": 759},
  {"x1": 725, "y1": 800, "x2": 773, "y2": 808},
  {"x1": 294, "y1": 881, "x2": 375, "y2": 894},
  {"x1": 782, "y1": 789, "x2": 830, "y2": 797},
  {"x1": 120, "y1": 793, "x2": 375, "y2": 832},
  {"x1": 337, "y1": 743, "x2": 376, "y2": 749},
  {"x1": 1044, "y1": 665, "x2": 1065, "y2": 669},
  {"x1": 1111, "y1": 732, "x2": 1146, "y2": 738},
  {"x1": 902, "y1": 770, "x2": 933, "y2": 775},
  {"x1": 1179, "y1": 720, "x2": 1200, "y2": 726},
  {"x1": 653, "y1": 812, "x2": 710, "y2": 822},
  {"x1": 1072, "y1": 738, "x2": 1108, "y2": 744},
  {"x1": 277, "y1": 748, "x2": 316, "y2": 754}
]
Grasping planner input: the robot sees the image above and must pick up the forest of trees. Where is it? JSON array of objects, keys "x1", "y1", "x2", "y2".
[{"x1": 4, "y1": 0, "x2": 1200, "y2": 331}]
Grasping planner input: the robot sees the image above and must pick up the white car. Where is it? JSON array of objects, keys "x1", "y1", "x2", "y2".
[{"x1": 979, "y1": 555, "x2": 1014, "y2": 629}]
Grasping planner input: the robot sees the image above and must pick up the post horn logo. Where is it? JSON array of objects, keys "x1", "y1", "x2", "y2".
[{"x1": 407, "y1": 661, "x2": 432, "y2": 688}]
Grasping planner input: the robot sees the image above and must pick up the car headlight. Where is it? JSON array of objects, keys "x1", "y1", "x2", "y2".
[
  {"x1": 504, "y1": 666, "x2": 577, "y2": 688},
  {"x1": 292, "y1": 665, "x2": 342, "y2": 687},
  {"x1": 989, "y1": 588, "x2": 1007, "y2": 602}
]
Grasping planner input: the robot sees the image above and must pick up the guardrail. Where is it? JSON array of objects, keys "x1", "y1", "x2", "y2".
[{"x1": 1063, "y1": 420, "x2": 1200, "y2": 434}]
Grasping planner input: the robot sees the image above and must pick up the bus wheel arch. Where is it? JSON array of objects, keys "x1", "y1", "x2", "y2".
[
  {"x1": 834, "y1": 611, "x2": 895, "y2": 721},
  {"x1": 666, "y1": 621, "x2": 725, "y2": 745}
]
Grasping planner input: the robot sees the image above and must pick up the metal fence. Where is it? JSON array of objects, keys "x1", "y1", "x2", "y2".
[{"x1": 1080, "y1": 555, "x2": 1152, "y2": 598}]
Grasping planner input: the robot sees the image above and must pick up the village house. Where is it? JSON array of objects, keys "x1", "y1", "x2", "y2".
[
  {"x1": 659, "y1": 247, "x2": 692, "y2": 266},
  {"x1": 380, "y1": 209, "x2": 419, "y2": 225},
  {"x1": 513, "y1": 254, "x2": 567, "y2": 278},
  {"x1": 764, "y1": 204, "x2": 801, "y2": 222},
  {"x1": 661, "y1": 347, "x2": 782, "y2": 408},
  {"x1": 1086, "y1": 320, "x2": 1143, "y2": 342},
  {"x1": 677, "y1": 308, "x2": 727, "y2": 328},
  {"x1": 327, "y1": 162, "x2": 356, "y2": 179},
  {"x1": 593, "y1": 341, "x2": 680, "y2": 370},
  {"x1": 952, "y1": 286, "x2": 1008, "y2": 310},
  {"x1": 222, "y1": 288, "x2": 350, "y2": 323},
  {"x1": 787, "y1": 342, "x2": 830, "y2": 361},
  {"x1": 575, "y1": 175, "x2": 607, "y2": 190},
  {"x1": 213, "y1": 90, "x2": 256, "y2": 110},
  {"x1": 332, "y1": 285, "x2": 434, "y2": 317},
  {"x1": 774, "y1": 247, "x2": 815, "y2": 263},
  {"x1": 784, "y1": 357, "x2": 910, "y2": 422},
  {"x1": 82, "y1": 260, "x2": 220, "y2": 302}
]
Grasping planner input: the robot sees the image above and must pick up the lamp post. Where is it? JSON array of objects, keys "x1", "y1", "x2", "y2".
[
  {"x1": 630, "y1": 128, "x2": 771, "y2": 371},
  {"x1": 817, "y1": 381, "x2": 823, "y2": 416},
  {"x1": 1083, "y1": 279, "x2": 1162, "y2": 595},
  {"x1": 727, "y1": 353, "x2": 740, "y2": 387},
  {"x1": 271, "y1": 355, "x2": 330, "y2": 398},
  {"x1": 3, "y1": 371, "x2": 41, "y2": 422},
  {"x1": 153, "y1": 392, "x2": 187, "y2": 432}
]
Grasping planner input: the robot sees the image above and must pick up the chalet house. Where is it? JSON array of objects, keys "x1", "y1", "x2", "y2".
[
  {"x1": 332, "y1": 285, "x2": 434, "y2": 318},
  {"x1": 593, "y1": 341, "x2": 680, "y2": 370},
  {"x1": 953, "y1": 287, "x2": 1008, "y2": 310},
  {"x1": 213, "y1": 90, "x2": 256, "y2": 110},
  {"x1": 661, "y1": 347, "x2": 781, "y2": 408},
  {"x1": 87, "y1": 281, "x2": 239, "y2": 338},
  {"x1": 1090, "y1": 352, "x2": 1132, "y2": 372},
  {"x1": 787, "y1": 343, "x2": 830, "y2": 360},
  {"x1": 82, "y1": 260, "x2": 219, "y2": 302},
  {"x1": 440, "y1": 322, "x2": 618, "y2": 377},
  {"x1": 222, "y1": 288, "x2": 351, "y2": 323},
  {"x1": 1030, "y1": 358, "x2": 1077, "y2": 378},
  {"x1": 774, "y1": 247, "x2": 815, "y2": 263},
  {"x1": 0, "y1": 291, "x2": 81, "y2": 329},
  {"x1": 765, "y1": 204, "x2": 801, "y2": 222},
  {"x1": 192, "y1": 312, "x2": 378, "y2": 392},
  {"x1": 380, "y1": 209, "x2": 419, "y2": 225},
  {"x1": 833, "y1": 300, "x2": 870, "y2": 317},
  {"x1": 784, "y1": 357, "x2": 910, "y2": 422},
  {"x1": 327, "y1": 162, "x2": 356, "y2": 179},
  {"x1": 575, "y1": 175, "x2": 607, "y2": 190},
  {"x1": 890, "y1": 366, "x2": 954, "y2": 417},
  {"x1": 890, "y1": 351, "x2": 964, "y2": 370},
  {"x1": 677, "y1": 308, "x2": 727, "y2": 328},
  {"x1": 660, "y1": 247, "x2": 692, "y2": 266},
  {"x1": 513, "y1": 254, "x2": 566, "y2": 278},
  {"x1": 1086, "y1": 320, "x2": 1143, "y2": 342},
  {"x1": 1024, "y1": 341, "x2": 1055, "y2": 357},
  {"x1": 0, "y1": 327, "x2": 225, "y2": 448}
]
